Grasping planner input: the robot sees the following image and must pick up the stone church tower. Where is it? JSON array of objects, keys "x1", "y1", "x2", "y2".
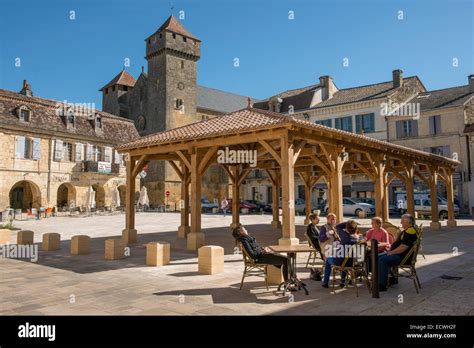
[{"x1": 101, "y1": 16, "x2": 220, "y2": 206}]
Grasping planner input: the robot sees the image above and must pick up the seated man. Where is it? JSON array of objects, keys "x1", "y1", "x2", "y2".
[
  {"x1": 232, "y1": 225, "x2": 291, "y2": 288},
  {"x1": 378, "y1": 214, "x2": 419, "y2": 292},
  {"x1": 322, "y1": 220, "x2": 359, "y2": 288}
]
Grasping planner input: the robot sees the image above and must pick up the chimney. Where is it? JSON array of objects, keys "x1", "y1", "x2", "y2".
[
  {"x1": 319, "y1": 75, "x2": 335, "y2": 101},
  {"x1": 19, "y1": 79, "x2": 33, "y2": 97},
  {"x1": 469, "y1": 75, "x2": 474, "y2": 93},
  {"x1": 393, "y1": 69, "x2": 403, "y2": 88}
]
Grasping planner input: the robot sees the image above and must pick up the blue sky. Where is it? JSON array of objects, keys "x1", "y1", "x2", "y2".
[{"x1": 0, "y1": 0, "x2": 472, "y2": 107}]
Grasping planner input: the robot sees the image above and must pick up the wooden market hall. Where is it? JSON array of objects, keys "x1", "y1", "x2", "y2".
[{"x1": 117, "y1": 105, "x2": 460, "y2": 250}]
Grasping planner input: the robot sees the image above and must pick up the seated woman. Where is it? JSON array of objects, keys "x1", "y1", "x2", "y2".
[
  {"x1": 365, "y1": 217, "x2": 391, "y2": 253},
  {"x1": 232, "y1": 225, "x2": 292, "y2": 289}
]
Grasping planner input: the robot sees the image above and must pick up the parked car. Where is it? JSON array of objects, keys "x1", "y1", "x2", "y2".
[
  {"x1": 323, "y1": 197, "x2": 375, "y2": 216},
  {"x1": 227, "y1": 199, "x2": 257, "y2": 212},
  {"x1": 399, "y1": 198, "x2": 459, "y2": 219},
  {"x1": 201, "y1": 198, "x2": 218, "y2": 213},
  {"x1": 246, "y1": 200, "x2": 272, "y2": 212},
  {"x1": 279, "y1": 198, "x2": 318, "y2": 215}
]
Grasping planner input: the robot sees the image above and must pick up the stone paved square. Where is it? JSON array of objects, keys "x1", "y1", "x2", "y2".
[{"x1": 1, "y1": 213, "x2": 473, "y2": 315}]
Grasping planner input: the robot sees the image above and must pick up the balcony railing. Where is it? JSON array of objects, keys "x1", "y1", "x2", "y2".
[{"x1": 83, "y1": 161, "x2": 120, "y2": 174}]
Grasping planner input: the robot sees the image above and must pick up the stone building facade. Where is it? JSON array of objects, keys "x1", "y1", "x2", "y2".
[
  {"x1": 0, "y1": 81, "x2": 139, "y2": 213},
  {"x1": 100, "y1": 16, "x2": 248, "y2": 207},
  {"x1": 387, "y1": 75, "x2": 474, "y2": 214}
]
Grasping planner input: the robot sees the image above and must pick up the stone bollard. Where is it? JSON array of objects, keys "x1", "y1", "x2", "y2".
[
  {"x1": 42, "y1": 233, "x2": 61, "y2": 251},
  {"x1": 17, "y1": 230, "x2": 34, "y2": 245},
  {"x1": 0, "y1": 229, "x2": 13, "y2": 244},
  {"x1": 198, "y1": 245, "x2": 224, "y2": 275},
  {"x1": 71, "y1": 235, "x2": 90, "y2": 255},
  {"x1": 105, "y1": 238, "x2": 126, "y2": 260},
  {"x1": 146, "y1": 242, "x2": 170, "y2": 266},
  {"x1": 266, "y1": 265, "x2": 284, "y2": 285}
]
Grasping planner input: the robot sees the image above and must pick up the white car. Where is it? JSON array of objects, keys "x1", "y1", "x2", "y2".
[
  {"x1": 324, "y1": 197, "x2": 375, "y2": 216},
  {"x1": 401, "y1": 198, "x2": 459, "y2": 219}
]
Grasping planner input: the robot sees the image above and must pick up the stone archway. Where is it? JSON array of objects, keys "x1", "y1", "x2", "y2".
[
  {"x1": 57, "y1": 183, "x2": 77, "y2": 210},
  {"x1": 9, "y1": 180, "x2": 42, "y2": 211},
  {"x1": 92, "y1": 184, "x2": 105, "y2": 208},
  {"x1": 117, "y1": 185, "x2": 126, "y2": 207}
]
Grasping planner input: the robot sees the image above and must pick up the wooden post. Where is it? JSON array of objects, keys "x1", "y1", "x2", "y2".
[
  {"x1": 382, "y1": 173, "x2": 390, "y2": 222},
  {"x1": 123, "y1": 154, "x2": 137, "y2": 244},
  {"x1": 271, "y1": 171, "x2": 281, "y2": 229},
  {"x1": 445, "y1": 168, "x2": 457, "y2": 227},
  {"x1": 374, "y1": 156, "x2": 386, "y2": 219},
  {"x1": 279, "y1": 135, "x2": 298, "y2": 245},
  {"x1": 231, "y1": 165, "x2": 241, "y2": 228},
  {"x1": 429, "y1": 167, "x2": 441, "y2": 230},
  {"x1": 188, "y1": 149, "x2": 204, "y2": 250},
  {"x1": 304, "y1": 181, "x2": 312, "y2": 224},
  {"x1": 404, "y1": 163, "x2": 415, "y2": 216},
  {"x1": 178, "y1": 163, "x2": 190, "y2": 238},
  {"x1": 321, "y1": 145, "x2": 346, "y2": 223}
]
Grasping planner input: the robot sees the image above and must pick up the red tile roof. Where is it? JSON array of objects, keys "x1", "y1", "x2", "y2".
[
  {"x1": 147, "y1": 15, "x2": 200, "y2": 42},
  {"x1": 99, "y1": 70, "x2": 136, "y2": 91},
  {"x1": 117, "y1": 106, "x2": 459, "y2": 166}
]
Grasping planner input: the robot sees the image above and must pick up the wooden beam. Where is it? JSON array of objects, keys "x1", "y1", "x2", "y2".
[
  {"x1": 131, "y1": 154, "x2": 149, "y2": 179},
  {"x1": 198, "y1": 146, "x2": 219, "y2": 175},
  {"x1": 259, "y1": 140, "x2": 282, "y2": 166},
  {"x1": 167, "y1": 160, "x2": 183, "y2": 181},
  {"x1": 221, "y1": 165, "x2": 235, "y2": 183},
  {"x1": 176, "y1": 150, "x2": 191, "y2": 170}
]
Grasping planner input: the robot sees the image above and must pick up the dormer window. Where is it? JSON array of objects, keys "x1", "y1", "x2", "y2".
[
  {"x1": 17, "y1": 105, "x2": 31, "y2": 122},
  {"x1": 95, "y1": 115, "x2": 102, "y2": 129},
  {"x1": 66, "y1": 108, "x2": 75, "y2": 127}
]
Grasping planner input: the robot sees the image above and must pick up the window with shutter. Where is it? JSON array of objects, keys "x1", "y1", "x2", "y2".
[
  {"x1": 86, "y1": 144, "x2": 93, "y2": 161},
  {"x1": 114, "y1": 150, "x2": 121, "y2": 165},
  {"x1": 355, "y1": 115, "x2": 361, "y2": 133},
  {"x1": 412, "y1": 120, "x2": 419, "y2": 137},
  {"x1": 24, "y1": 138, "x2": 32, "y2": 159},
  {"x1": 75, "y1": 143, "x2": 83, "y2": 162},
  {"x1": 54, "y1": 140, "x2": 63, "y2": 161},
  {"x1": 32, "y1": 138, "x2": 41, "y2": 160},
  {"x1": 396, "y1": 121, "x2": 402, "y2": 139},
  {"x1": 15, "y1": 136, "x2": 26, "y2": 159},
  {"x1": 104, "y1": 147, "x2": 112, "y2": 163}
]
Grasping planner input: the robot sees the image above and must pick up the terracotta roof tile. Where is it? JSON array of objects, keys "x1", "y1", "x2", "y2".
[
  {"x1": 99, "y1": 70, "x2": 136, "y2": 91},
  {"x1": 117, "y1": 107, "x2": 458, "y2": 166}
]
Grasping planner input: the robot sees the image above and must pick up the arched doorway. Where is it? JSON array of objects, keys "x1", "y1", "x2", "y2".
[
  {"x1": 117, "y1": 185, "x2": 126, "y2": 207},
  {"x1": 92, "y1": 184, "x2": 105, "y2": 208},
  {"x1": 57, "y1": 183, "x2": 76, "y2": 210},
  {"x1": 9, "y1": 180, "x2": 42, "y2": 211}
]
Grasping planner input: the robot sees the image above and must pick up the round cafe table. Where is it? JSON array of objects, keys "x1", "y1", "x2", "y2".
[{"x1": 268, "y1": 244, "x2": 314, "y2": 296}]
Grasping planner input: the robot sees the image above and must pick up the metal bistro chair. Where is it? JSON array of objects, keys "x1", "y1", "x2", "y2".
[
  {"x1": 417, "y1": 223, "x2": 426, "y2": 259},
  {"x1": 391, "y1": 235, "x2": 422, "y2": 293},
  {"x1": 305, "y1": 230, "x2": 325, "y2": 269},
  {"x1": 238, "y1": 242, "x2": 269, "y2": 291},
  {"x1": 331, "y1": 242, "x2": 371, "y2": 297}
]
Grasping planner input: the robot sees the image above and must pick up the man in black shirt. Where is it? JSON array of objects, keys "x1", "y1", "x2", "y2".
[
  {"x1": 232, "y1": 225, "x2": 289, "y2": 283},
  {"x1": 378, "y1": 214, "x2": 419, "y2": 291}
]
